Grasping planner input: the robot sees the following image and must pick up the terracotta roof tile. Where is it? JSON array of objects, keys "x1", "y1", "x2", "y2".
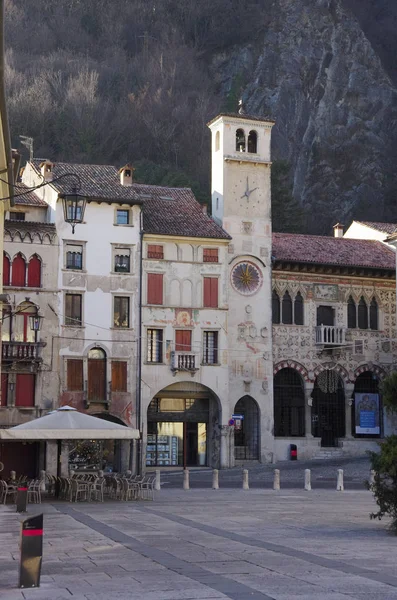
[
  {"x1": 13, "y1": 183, "x2": 47, "y2": 206},
  {"x1": 356, "y1": 221, "x2": 397, "y2": 235},
  {"x1": 272, "y1": 233, "x2": 395, "y2": 270}
]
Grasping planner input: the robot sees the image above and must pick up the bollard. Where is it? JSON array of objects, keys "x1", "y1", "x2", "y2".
[
  {"x1": 19, "y1": 513, "x2": 43, "y2": 588},
  {"x1": 336, "y1": 469, "x2": 344, "y2": 491},
  {"x1": 39, "y1": 471, "x2": 46, "y2": 493},
  {"x1": 242, "y1": 469, "x2": 249, "y2": 490},
  {"x1": 212, "y1": 469, "x2": 219, "y2": 490},
  {"x1": 10, "y1": 470, "x2": 16, "y2": 481},
  {"x1": 155, "y1": 469, "x2": 161, "y2": 491},
  {"x1": 273, "y1": 469, "x2": 280, "y2": 490},
  {"x1": 369, "y1": 470, "x2": 375, "y2": 486},
  {"x1": 304, "y1": 469, "x2": 311, "y2": 491},
  {"x1": 183, "y1": 468, "x2": 190, "y2": 490},
  {"x1": 16, "y1": 486, "x2": 28, "y2": 513}
]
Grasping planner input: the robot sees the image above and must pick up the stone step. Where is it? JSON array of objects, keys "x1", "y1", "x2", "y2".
[{"x1": 313, "y1": 450, "x2": 344, "y2": 460}]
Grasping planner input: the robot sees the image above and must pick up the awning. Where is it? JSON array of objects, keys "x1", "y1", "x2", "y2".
[{"x1": 0, "y1": 406, "x2": 140, "y2": 440}]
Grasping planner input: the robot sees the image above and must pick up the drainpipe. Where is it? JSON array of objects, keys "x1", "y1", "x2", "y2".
[{"x1": 136, "y1": 210, "x2": 144, "y2": 474}]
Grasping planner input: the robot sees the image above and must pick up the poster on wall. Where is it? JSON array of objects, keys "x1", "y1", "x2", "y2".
[{"x1": 355, "y1": 393, "x2": 380, "y2": 435}]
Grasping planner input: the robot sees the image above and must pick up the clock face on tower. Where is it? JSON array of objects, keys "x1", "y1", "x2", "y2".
[{"x1": 231, "y1": 261, "x2": 263, "y2": 296}]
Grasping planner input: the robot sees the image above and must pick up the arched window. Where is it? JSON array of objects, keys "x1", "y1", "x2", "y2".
[
  {"x1": 294, "y1": 292, "x2": 304, "y2": 325},
  {"x1": 358, "y1": 297, "x2": 368, "y2": 329},
  {"x1": 88, "y1": 348, "x2": 107, "y2": 403},
  {"x1": 3, "y1": 253, "x2": 10, "y2": 286},
  {"x1": 282, "y1": 291, "x2": 293, "y2": 324},
  {"x1": 370, "y1": 298, "x2": 378, "y2": 330},
  {"x1": 215, "y1": 131, "x2": 220, "y2": 152},
  {"x1": 347, "y1": 296, "x2": 356, "y2": 329},
  {"x1": 11, "y1": 253, "x2": 26, "y2": 287},
  {"x1": 14, "y1": 301, "x2": 37, "y2": 343},
  {"x1": 236, "y1": 128, "x2": 246, "y2": 152},
  {"x1": 247, "y1": 130, "x2": 257, "y2": 153},
  {"x1": 274, "y1": 368, "x2": 305, "y2": 436},
  {"x1": 272, "y1": 290, "x2": 280, "y2": 324},
  {"x1": 27, "y1": 255, "x2": 41, "y2": 287}
]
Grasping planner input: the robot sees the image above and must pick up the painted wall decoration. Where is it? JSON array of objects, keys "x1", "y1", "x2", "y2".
[
  {"x1": 231, "y1": 261, "x2": 263, "y2": 296},
  {"x1": 314, "y1": 284, "x2": 338, "y2": 301}
]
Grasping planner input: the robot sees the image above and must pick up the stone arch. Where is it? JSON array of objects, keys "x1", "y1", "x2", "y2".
[
  {"x1": 233, "y1": 395, "x2": 260, "y2": 460},
  {"x1": 354, "y1": 363, "x2": 387, "y2": 381},
  {"x1": 229, "y1": 254, "x2": 267, "y2": 269},
  {"x1": 274, "y1": 368, "x2": 305, "y2": 437},
  {"x1": 274, "y1": 360, "x2": 310, "y2": 382},
  {"x1": 313, "y1": 362, "x2": 350, "y2": 383}
]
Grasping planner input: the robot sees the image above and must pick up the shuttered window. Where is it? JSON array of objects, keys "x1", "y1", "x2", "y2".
[
  {"x1": 1, "y1": 373, "x2": 8, "y2": 406},
  {"x1": 148, "y1": 245, "x2": 164, "y2": 259},
  {"x1": 175, "y1": 330, "x2": 192, "y2": 352},
  {"x1": 11, "y1": 254, "x2": 26, "y2": 287},
  {"x1": 203, "y1": 331, "x2": 218, "y2": 364},
  {"x1": 65, "y1": 294, "x2": 82, "y2": 326},
  {"x1": 3, "y1": 253, "x2": 10, "y2": 286},
  {"x1": 27, "y1": 255, "x2": 41, "y2": 287},
  {"x1": 67, "y1": 359, "x2": 84, "y2": 391},
  {"x1": 15, "y1": 373, "x2": 35, "y2": 407},
  {"x1": 203, "y1": 277, "x2": 218, "y2": 308},
  {"x1": 203, "y1": 248, "x2": 218, "y2": 263},
  {"x1": 147, "y1": 329, "x2": 163, "y2": 363},
  {"x1": 111, "y1": 361, "x2": 127, "y2": 392},
  {"x1": 147, "y1": 273, "x2": 163, "y2": 305}
]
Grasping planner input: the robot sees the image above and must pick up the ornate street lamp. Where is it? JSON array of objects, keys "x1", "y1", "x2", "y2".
[
  {"x1": 61, "y1": 188, "x2": 87, "y2": 234},
  {"x1": 29, "y1": 312, "x2": 43, "y2": 332}
]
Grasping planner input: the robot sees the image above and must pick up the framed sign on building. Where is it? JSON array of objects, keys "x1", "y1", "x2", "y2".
[{"x1": 355, "y1": 393, "x2": 380, "y2": 435}]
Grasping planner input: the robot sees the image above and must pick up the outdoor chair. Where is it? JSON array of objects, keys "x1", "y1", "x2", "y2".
[
  {"x1": 27, "y1": 480, "x2": 41, "y2": 504},
  {"x1": 139, "y1": 475, "x2": 156, "y2": 501},
  {"x1": 89, "y1": 478, "x2": 105, "y2": 502},
  {"x1": 0, "y1": 480, "x2": 17, "y2": 504},
  {"x1": 70, "y1": 478, "x2": 90, "y2": 502}
]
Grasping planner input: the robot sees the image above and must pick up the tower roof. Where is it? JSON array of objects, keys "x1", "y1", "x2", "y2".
[{"x1": 207, "y1": 113, "x2": 275, "y2": 127}]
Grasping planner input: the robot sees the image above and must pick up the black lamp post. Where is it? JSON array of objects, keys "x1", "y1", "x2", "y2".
[
  {"x1": 29, "y1": 312, "x2": 43, "y2": 332},
  {"x1": 61, "y1": 188, "x2": 87, "y2": 234}
]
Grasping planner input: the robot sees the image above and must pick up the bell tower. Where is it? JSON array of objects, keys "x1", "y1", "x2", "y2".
[{"x1": 208, "y1": 110, "x2": 275, "y2": 464}]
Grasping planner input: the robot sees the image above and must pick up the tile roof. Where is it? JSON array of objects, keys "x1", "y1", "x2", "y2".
[
  {"x1": 356, "y1": 221, "x2": 397, "y2": 235},
  {"x1": 138, "y1": 183, "x2": 230, "y2": 239},
  {"x1": 4, "y1": 220, "x2": 56, "y2": 233},
  {"x1": 30, "y1": 160, "x2": 230, "y2": 240},
  {"x1": 13, "y1": 183, "x2": 47, "y2": 206},
  {"x1": 30, "y1": 160, "x2": 142, "y2": 204},
  {"x1": 272, "y1": 233, "x2": 396, "y2": 270}
]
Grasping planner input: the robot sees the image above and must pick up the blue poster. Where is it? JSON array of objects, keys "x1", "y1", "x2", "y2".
[{"x1": 355, "y1": 393, "x2": 380, "y2": 434}]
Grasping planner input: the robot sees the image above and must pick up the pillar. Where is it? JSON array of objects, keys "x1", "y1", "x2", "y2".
[
  {"x1": 45, "y1": 441, "x2": 57, "y2": 476},
  {"x1": 345, "y1": 383, "x2": 354, "y2": 439},
  {"x1": 60, "y1": 442, "x2": 69, "y2": 477},
  {"x1": 220, "y1": 425, "x2": 234, "y2": 468},
  {"x1": 305, "y1": 382, "x2": 314, "y2": 438},
  {"x1": 119, "y1": 440, "x2": 130, "y2": 473}
]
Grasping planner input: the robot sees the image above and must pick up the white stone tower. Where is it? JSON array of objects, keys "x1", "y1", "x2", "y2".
[{"x1": 208, "y1": 111, "x2": 275, "y2": 463}]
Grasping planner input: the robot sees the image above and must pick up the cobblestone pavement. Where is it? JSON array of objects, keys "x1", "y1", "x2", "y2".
[
  {"x1": 158, "y1": 456, "x2": 372, "y2": 489},
  {"x1": 2, "y1": 485, "x2": 397, "y2": 600}
]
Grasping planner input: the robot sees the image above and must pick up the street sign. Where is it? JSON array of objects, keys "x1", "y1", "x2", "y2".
[
  {"x1": 228, "y1": 419, "x2": 235, "y2": 426},
  {"x1": 232, "y1": 414, "x2": 244, "y2": 420}
]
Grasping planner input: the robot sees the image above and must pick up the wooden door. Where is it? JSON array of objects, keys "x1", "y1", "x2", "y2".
[{"x1": 88, "y1": 357, "x2": 107, "y2": 402}]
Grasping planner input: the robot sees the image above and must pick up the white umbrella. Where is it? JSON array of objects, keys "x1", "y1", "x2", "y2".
[{"x1": 0, "y1": 406, "x2": 139, "y2": 440}]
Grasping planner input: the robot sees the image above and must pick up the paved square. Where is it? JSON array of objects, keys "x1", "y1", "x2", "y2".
[{"x1": 1, "y1": 489, "x2": 397, "y2": 599}]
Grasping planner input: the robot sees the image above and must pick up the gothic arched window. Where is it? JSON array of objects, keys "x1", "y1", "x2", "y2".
[
  {"x1": 272, "y1": 290, "x2": 280, "y2": 324},
  {"x1": 3, "y1": 253, "x2": 10, "y2": 286},
  {"x1": 88, "y1": 348, "x2": 107, "y2": 402},
  {"x1": 370, "y1": 297, "x2": 378, "y2": 330},
  {"x1": 282, "y1": 291, "x2": 293, "y2": 324},
  {"x1": 294, "y1": 292, "x2": 304, "y2": 325},
  {"x1": 247, "y1": 130, "x2": 257, "y2": 153},
  {"x1": 236, "y1": 129, "x2": 246, "y2": 152},
  {"x1": 358, "y1": 297, "x2": 368, "y2": 329},
  {"x1": 11, "y1": 253, "x2": 26, "y2": 287},
  {"x1": 347, "y1": 296, "x2": 356, "y2": 329},
  {"x1": 27, "y1": 255, "x2": 41, "y2": 288}
]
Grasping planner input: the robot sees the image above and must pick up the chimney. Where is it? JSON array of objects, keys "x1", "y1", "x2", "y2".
[
  {"x1": 333, "y1": 223, "x2": 344, "y2": 238},
  {"x1": 119, "y1": 164, "x2": 134, "y2": 186},
  {"x1": 202, "y1": 203, "x2": 208, "y2": 215},
  {"x1": 40, "y1": 160, "x2": 54, "y2": 182}
]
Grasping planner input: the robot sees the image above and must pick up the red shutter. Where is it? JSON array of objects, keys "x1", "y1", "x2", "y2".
[
  {"x1": 3, "y1": 254, "x2": 10, "y2": 286},
  {"x1": 27, "y1": 255, "x2": 41, "y2": 287},
  {"x1": 203, "y1": 248, "x2": 218, "y2": 263},
  {"x1": 112, "y1": 361, "x2": 127, "y2": 392},
  {"x1": 147, "y1": 273, "x2": 163, "y2": 304},
  {"x1": 67, "y1": 359, "x2": 84, "y2": 391},
  {"x1": 1, "y1": 373, "x2": 8, "y2": 406},
  {"x1": 11, "y1": 254, "x2": 26, "y2": 287},
  {"x1": 15, "y1": 374, "x2": 35, "y2": 407},
  {"x1": 175, "y1": 330, "x2": 191, "y2": 352},
  {"x1": 148, "y1": 245, "x2": 164, "y2": 259},
  {"x1": 204, "y1": 277, "x2": 218, "y2": 308}
]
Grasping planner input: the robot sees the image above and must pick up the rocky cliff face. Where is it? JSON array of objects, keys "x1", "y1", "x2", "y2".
[{"x1": 213, "y1": 0, "x2": 397, "y2": 233}]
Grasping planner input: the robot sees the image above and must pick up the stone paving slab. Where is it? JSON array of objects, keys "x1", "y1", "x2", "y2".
[{"x1": 1, "y1": 489, "x2": 397, "y2": 599}]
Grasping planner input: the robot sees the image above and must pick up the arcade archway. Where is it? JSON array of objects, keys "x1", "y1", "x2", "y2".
[
  {"x1": 146, "y1": 382, "x2": 221, "y2": 468},
  {"x1": 233, "y1": 396, "x2": 260, "y2": 460},
  {"x1": 311, "y1": 371, "x2": 345, "y2": 447}
]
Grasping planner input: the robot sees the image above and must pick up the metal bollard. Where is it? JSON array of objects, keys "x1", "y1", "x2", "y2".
[
  {"x1": 155, "y1": 469, "x2": 161, "y2": 491},
  {"x1": 212, "y1": 469, "x2": 219, "y2": 490},
  {"x1": 40, "y1": 471, "x2": 46, "y2": 493},
  {"x1": 273, "y1": 469, "x2": 280, "y2": 490},
  {"x1": 304, "y1": 469, "x2": 311, "y2": 491},
  {"x1": 369, "y1": 470, "x2": 375, "y2": 486},
  {"x1": 10, "y1": 470, "x2": 16, "y2": 481},
  {"x1": 336, "y1": 469, "x2": 344, "y2": 491},
  {"x1": 242, "y1": 469, "x2": 249, "y2": 490},
  {"x1": 16, "y1": 486, "x2": 28, "y2": 513},
  {"x1": 19, "y1": 513, "x2": 43, "y2": 588},
  {"x1": 183, "y1": 468, "x2": 190, "y2": 490}
]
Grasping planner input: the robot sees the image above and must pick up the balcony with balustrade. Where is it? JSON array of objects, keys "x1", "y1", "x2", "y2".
[
  {"x1": 171, "y1": 351, "x2": 200, "y2": 375},
  {"x1": 315, "y1": 325, "x2": 346, "y2": 347},
  {"x1": 2, "y1": 341, "x2": 44, "y2": 362}
]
